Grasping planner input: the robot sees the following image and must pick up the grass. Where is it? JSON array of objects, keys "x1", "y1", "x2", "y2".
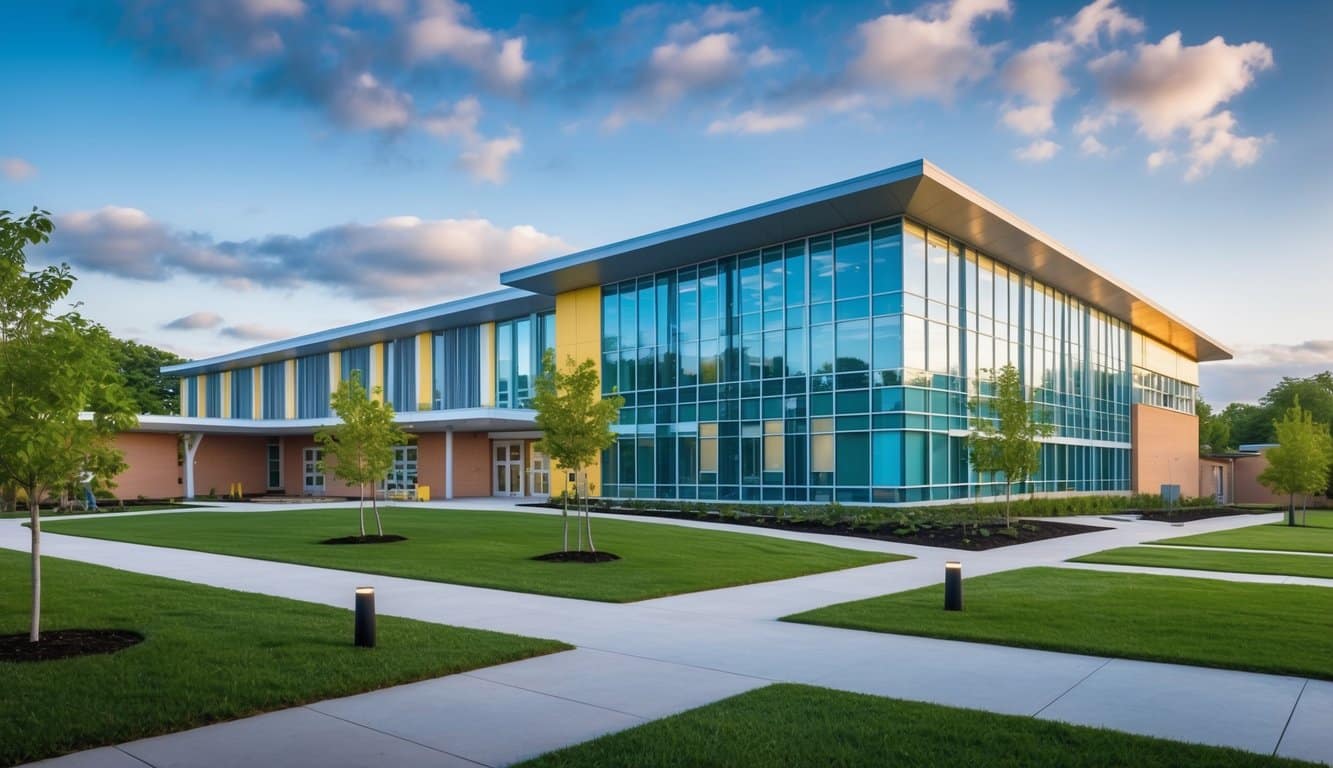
[
  {"x1": 1152, "y1": 510, "x2": 1333, "y2": 554},
  {"x1": 0, "y1": 549, "x2": 567, "y2": 766},
  {"x1": 784, "y1": 567, "x2": 1333, "y2": 680},
  {"x1": 41, "y1": 507, "x2": 901, "y2": 602},
  {"x1": 517, "y1": 683, "x2": 1315, "y2": 768},
  {"x1": 0, "y1": 502, "x2": 200, "y2": 519},
  {"x1": 1072, "y1": 546, "x2": 1333, "y2": 580}
]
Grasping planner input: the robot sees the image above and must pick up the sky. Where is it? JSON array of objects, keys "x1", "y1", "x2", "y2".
[{"x1": 2, "y1": 0, "x2": 1330, "y2": 406}]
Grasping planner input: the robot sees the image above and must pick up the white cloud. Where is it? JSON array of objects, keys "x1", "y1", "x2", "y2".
[
  {"x1": 1146, "y1": 148, "x2": 1174, "y2": 170},
  {"x1": 707, "y1": 109, "x2": 806, "y2": 135},
  {"x1": 605, "y1": 32, "x2": 744, "y2": 129},
  {"x1": 1079, "y1": 135, "x2": 1108, "y2": 156},
  {"x1": 1184, "y1": 110, "x2": 1268, "y2": 181},
  {"x1": 748, "y1": 45, "x2": 785, "y2": 68},
  {"x1": 40, "y1": 208, "x2": 569, "y2": 302},
  {"x1": 334, "y1": 72, "x2": 414, "y2": 130},
  {"x1": 1074, "y1": 111, "x2": 1116, "y2": 135},
  {"x1": 1, "y1": 156, "x2": 37, "y2": 181},
  {"x1": 221, "y1": 323, "x2": 294, "y2": 341},
  {"x1": 458, "y1": 134, "x2": 522, "y2": 183},
  {"x1": 1201, "y1": 341, "x2": 1333, "y2": 404},
  {"x1": 240, "y1": 0, "x2": 304, "y2": 18},
  {"x1": 421, "y1": 96, "x2": 521, "y2": 183},
  {"x1": 851, "y1": 0, "x2": 1011, "y2": 99},
  {"x1": 1064, "y1": 0, "x2": 1144, "y2": 47},
  {"x1": 1015, "y1": 138, "x2": 1060, "y2": 162},
  {"x1": 699, "y1": 4, "x2": 760, "y2": 30},
  {"x1": 1090, "y1": 32, "x2": 1273, "y2": 179},
  {"x1": 1091, "y1": 32, "x2": 1274, "y2": 139},
  {"x1": 1001, "y1": 103, "x2": 1055, "y2": 136},
  {"x1": 163, "y1": 311, "x2": 225, "y2": 331},
  {"x1": 1001, "y1": 41, "x2": 1074, "y2": 106},
  {"x1": 406, "y1": 1, "x2": 531, "y2": 88}
]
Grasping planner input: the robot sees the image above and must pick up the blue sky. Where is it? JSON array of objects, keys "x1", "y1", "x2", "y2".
[{"x1": 2, "y1": 0, "x2": 1329, "y2": 404}]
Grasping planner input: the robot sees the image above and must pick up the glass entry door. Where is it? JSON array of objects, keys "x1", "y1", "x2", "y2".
[
  {"x1": 303, "y1": 447, "x2": 324, "y2": 496},
  {"x1": 493, "y1": 441, "x2": 524, "y2": 496},
  {"x1": 528, "y1": 450, "x2": 550, "y2": 496}
]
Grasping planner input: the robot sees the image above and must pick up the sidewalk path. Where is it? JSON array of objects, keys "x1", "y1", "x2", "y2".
[{"x1": 6, "y1": 507, "x2": 1329, "y2": 767}]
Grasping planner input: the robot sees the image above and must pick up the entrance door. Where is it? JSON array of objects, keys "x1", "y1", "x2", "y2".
[
  {"x1": 266, "y1": 439, "x2": 283, "y2": 490},
  {"x1": 493, "y1": 441, "x2": 524, "y2": 496},
  {"x1": 1213, "y1": 466, "x2": 1225, "y2": 504},
  {"x1": 303, "y1": 447, "x2": 324, "y2": 496},
  {"x1": 387, "y1": 445, "x2": 418, "y2": 496},
  {"x1": 529, "y1": 450, "x2": 550, "y2": 496}
]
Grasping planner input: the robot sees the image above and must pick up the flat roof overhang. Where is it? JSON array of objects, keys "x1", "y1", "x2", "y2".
[
  {"x1": 118, "y1": 408, "x2": 539, "y2": 436},
  {"x1": 165, "y1": 288, "x2": 555, "y2": 377},
  {"x1": 500, "y1": 159, "x2": 1231, "y2": 363}
]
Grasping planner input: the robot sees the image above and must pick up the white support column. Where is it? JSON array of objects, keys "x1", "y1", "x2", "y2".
[
  {"x1": 182, "y1": 433, "x2": 204, "y2": 500},
  {"x1": 444, "y1": 427, "x2": 454, "y2": 500}
]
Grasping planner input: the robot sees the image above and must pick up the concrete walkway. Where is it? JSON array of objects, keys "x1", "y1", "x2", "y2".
[{"x1": 5, "y1": 506, "x2": 1330, "y2": 767}]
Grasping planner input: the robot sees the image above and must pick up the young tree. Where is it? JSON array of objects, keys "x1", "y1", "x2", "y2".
[
  {"x1": 1258, "y1": 398, "x2": 1333, "y2": 527},
  {"x1": 315, "y1": 370, "x2": 407, "y2": 537},
  {"x1": 0, "y1": 208, "x2": 138, "y2": 642},
  {"x1": 531, "y1": 350, "x2": 624, "y2": 553},
  {"x1": 967, "y1": 364, "x2": 1054, "y2": 529}
]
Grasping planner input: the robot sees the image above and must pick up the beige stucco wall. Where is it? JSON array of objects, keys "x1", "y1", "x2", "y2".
[
  {"x1": 1131, "y1": 404, "x2": 1200, "y2": 497},
  {"x1": 192, "y1": 435, "x2": 269, "y2": 498},
  {"x1": 109, "y1": 432, "x2": 181, "y2": 499}
]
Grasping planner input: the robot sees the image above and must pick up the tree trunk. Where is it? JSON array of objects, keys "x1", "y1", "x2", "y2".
[
  {"x1": 29, "y1": 490, "x2": 41, "y2": 643},
  {"x1": 585, "y1": 498, "x2": 597, "y2": 553},
  {"x1": 1004, "y1": 485, "x2": 1012, "y2": 530},
  {"x1": 358, "y1": 492, "x2": 367, "y2": 537},
  {"x1": 562, "y1": 494, "x2": 569, "y2": 552},
  {"x1": 372, "y1": 493, "x2": 383, "y2": 536},
  {"x1": 1288, "y1": 493, "x2": 1296, "y2": 527}
]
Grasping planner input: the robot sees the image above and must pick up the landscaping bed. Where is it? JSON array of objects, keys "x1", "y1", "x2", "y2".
[
  {"x1": 0, "y1": 549, "x2": 567, "y2": 766},
  {"x1": 526, "y1": 502, "x2": 1109, "y2": 550},
  {"x1": 518, "y1": 683, "x2": 1316, "y2": 768},
  {"x1": 1131, "y1": 507, "x2": 1264, "y2": 523}
]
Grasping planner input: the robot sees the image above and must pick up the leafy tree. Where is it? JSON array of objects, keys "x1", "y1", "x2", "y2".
[
  {"x1": 1258, "y1": 398, "x2": 1333, "y2": 527},
  {"x1": 1217, "y1": 401, "x2": 1271, "y2": 448},
  {"x1": 967, "y1": 364, "x2": 1054, "y2": 530},
  {"x1": 111, "y1": 338, "x2": 186, "y2": 415},
  {"x1": 1196, "y1": 399, "x2": 1233, "y2": 453},
  {"x1": 531, "y1": 350, "x2": 624, "y2": 553},
  {"x1": 0, "y1": 208, "x2": 137, "y2": 642},
  {"x1": 315, "y1": 370, "x2": 406, "y2": 538}
]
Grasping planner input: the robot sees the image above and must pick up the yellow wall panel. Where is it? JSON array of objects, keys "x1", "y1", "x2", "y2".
[
  {"x1": 479, "y1": 322, "x2": 495, "y2": 407},
  {"x1": 196, "y1": 375, "x2": 207, "y2": 417},
  {"x1": 549, "y1": 286, "x2": 604, "y2": 498},
  {"x1": 417, "y1": 332, "x2": 433, "y2": 410},
  {"x1": 284, "y1": 359, "x2": 296, "y2": 419},
  {"x1": 252, "y1": 367, "x2": 263, "y2": 420},
  {"x1": 329, "y1": 351, "x2": 341, "y2": 392},
  {"x1": 221, "y1": 370, "x2": 232, "y2": 418},
  {"x1": 369, "y1": 342, "x2": 384, "y2": 402}
]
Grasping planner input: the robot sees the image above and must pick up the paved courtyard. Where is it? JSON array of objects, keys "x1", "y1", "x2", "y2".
[{"x1": 4, "y1": 502, "x2": 1329, "y2": 767}]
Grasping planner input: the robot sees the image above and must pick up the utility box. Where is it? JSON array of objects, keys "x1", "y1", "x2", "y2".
[
  {"x1": 1160, "y1": 484, "x2": 1181, "y2": 507},
  {"x1": 416, "y1": 485, "x2": 430, "y2": 502}
]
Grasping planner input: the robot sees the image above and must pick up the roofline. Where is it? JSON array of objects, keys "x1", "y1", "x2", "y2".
[
  {"x1": 164, "y1": 288, "x2": 554, "y2": 377},
  {"x1": 109, "y1": 409, "x2": 539, "y2": 435},
  {"x1": 500, "y1": 159, "x2": 1231, "y2": 363}
]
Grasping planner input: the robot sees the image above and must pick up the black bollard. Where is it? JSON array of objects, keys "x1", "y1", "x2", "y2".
[
  {"x1": 355, "y1": 587, "x2": 376, "y2": 647},
  {"x1": 944, "y1": 561, "x2": 963, "y2": 611}
]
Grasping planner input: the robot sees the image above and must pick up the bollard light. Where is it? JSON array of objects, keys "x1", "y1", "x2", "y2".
[
  {"x1": 355, "y1": 586, "x2": 376, "y2": 648},
  {"x1": 944, "y1": 561, "x2": 963, "y2": 611}
]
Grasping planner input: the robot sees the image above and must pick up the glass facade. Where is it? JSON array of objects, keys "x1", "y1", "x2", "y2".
[
  {"x1": 261, "y1": 362, "x2": 285, "y2": 420},
  {"x1": 231, "y1": 368, "x2": 253, "y2": 419},
  {"x1": 600, "y1": 216, "x2": 1134, "y2": 503},
  {"x1": 495, "y1": 311, "x2": 556, "y2": 409},
  {"x1": 433, "y1": 326, "x2": 481, "y2": 409}
]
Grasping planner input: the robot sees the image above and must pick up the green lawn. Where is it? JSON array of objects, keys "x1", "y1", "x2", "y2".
[
  {"x1": 0, "y1": 549, "x2": 567, "y2": 766},
  {"x1": 784, "y1": 567, "x2": 1333, "y2": 680},
  {"x1": 41, "y1": 507, "x2": 901, "y2": 602},
  {"x1": 518, "y1": 684, "x2": 1315, "y2": 768},
  {"x1": 1072, "y1": 546, "x2": 1333, "y2": 579},
  {"x1": 1152, "y1": 511, "x2": 1333, "y2": 554}
]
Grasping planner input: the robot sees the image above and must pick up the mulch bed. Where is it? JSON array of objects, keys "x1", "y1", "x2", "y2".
[
  {"x1": 1134, "y1": 507, "x2": 1258, "y2": 523},
  {"x1": 1, "y1": 629, "x2": 144, "y2": 663},
  {"x1": 532, "y1": 550, "x2": 621, "y2": 563},
  {"x1": 320, "y1": 534, "x2": 409, "y2": 545},
  {"x1": 523, "y1": 503, "x2": 1106, "y2": 551}
]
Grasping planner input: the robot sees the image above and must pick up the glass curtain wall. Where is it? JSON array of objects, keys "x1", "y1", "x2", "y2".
[
  {"x1": 600, "y1": 216, "x2": 1132, "y2": 503},
  {"x1": 495, "y1": 311, "x2": 555, "y2": 409},
  {"x1": 433, "y1": 326, "x2": 482, "y2": 409},
  {"x1": 296, "y1": 354, "x2": 330, "y2": 418},
  {"x1": 261, "y1": 362, "x2": 285, "y2": 420},
  {"x1": 231, "y1": 368, "x2": 253, "y2": 418}
]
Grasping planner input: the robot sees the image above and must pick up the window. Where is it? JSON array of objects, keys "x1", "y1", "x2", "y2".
[
  {"x1": 871, "y1": 221, "x2": 902, "y2": 294},
  {"x1": 296, "y1": 354, "x2": 330, "y2": 419},
  {"x1": 433, "y1": 326, "x2": 481, "y2": 410},
  {"x1": 763, "y1": 420, "x2": 784, "y2": 472},
  {"x1": 809, "y1": 235, "x2": 833, "y2": 304},
  {"x1": 261, "y1": 362, "x2": 285, "y2": 420},
  {"x1": 834, "y1": 226, "x2": 869, "y2": 299},
  {"x1": 699, "y1": 423, "x2": 719, "y2": 473},
  {"x1": 231, "y1": 368, "x2": 253, "y2": 419}
]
